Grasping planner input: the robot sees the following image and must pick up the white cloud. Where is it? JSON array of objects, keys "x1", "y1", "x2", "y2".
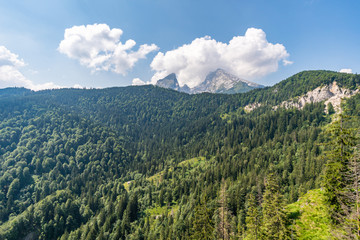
[
  {"x1": 150, "y1": 28, "x2": 291, "y2": 88},
  {"x1": 283, "y1": 59, "x2": 294, "y2": 66},
  {"x1": 0, "y1": 65, "x2": 32, "y2": 89},
  {"x1": 0, "y1": 46, "x2": 26, "y2": 67},
  {"x1": 339, "y1": 68, "x2": 352, "y2": 74},
  {"x1": 30, "y1": 82, "x2": 62, "y2": 91},
  {"x1": 73, "y1": 84, "x2": 83, "y2": 89},
  {"x1": 0, "y1": 46, "x2": 61, "y2": 91},
  {"x1": 58, "y1": 23, "x2": 159, "y2": 75},
  {"x1": 132, "y1": 78, "x2": 146, "y2": 86}
]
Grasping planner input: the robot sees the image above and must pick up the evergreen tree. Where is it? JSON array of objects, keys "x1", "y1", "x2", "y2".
[
  {"x1": 214, "y1": 178, "x2": 233, "y2": 240},
  {"x1": 322, "y1": 111, "x2": 359, "y2": 238},
  {"x1": 342, "y1": 146, "x2": 360, "y2": 239},
  {"x1": 245, "y1": 193, "x2": 261, "y2": 240},
  {"x1": 323, "y1": 113, "x2": 355, "y2": 224},
  {"x1": 261, "y1": 173, "x2": 289, "y2": 239},
  {"x1": 191, "y1": 194, "x2": 214, "y2": 240},
  {"x1": 328, "y1": 102, "x2": 335, "y2": 115}
]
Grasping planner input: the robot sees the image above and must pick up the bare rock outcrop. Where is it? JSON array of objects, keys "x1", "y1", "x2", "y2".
[
  {"x1": 244, "y1": 82, "x2": 358, "y2": 113},
  {"x1": 244, "y1": 102, "x2": 262, "y2": 112},
  {"x1": 277, "y1": 81, "x2": 358, "y2": 112}
]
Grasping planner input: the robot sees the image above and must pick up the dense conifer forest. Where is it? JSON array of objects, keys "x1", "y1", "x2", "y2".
[{"x1": 0, "y1": 70, "x2": 360, "y2": 239}]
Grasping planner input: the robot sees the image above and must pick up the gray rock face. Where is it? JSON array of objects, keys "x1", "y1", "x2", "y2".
[
  {"x1": 155, "y1": 74, "x2": 191, "y2": 93},
  {"x1": 245, "y1": 81, "x2": 359, "y2": 113},
  {"x1": 155, "y1": 73, "x2": 180, "y2": 90},
  {"x1": 155, "y1": 69, "x2": 263, "y2": 94},
  {"x1": 279, "y1": 81, "x2": 357, "y2": 111},
  {"x1": 193, "y1": 69, "x2": 263, "y2": 94},
  {"x1": 271, "y1": 81, "x2": 359, "y2": 113},
  {"x1": 194, "y1": 69, "x2": 238, "y2": 93}
]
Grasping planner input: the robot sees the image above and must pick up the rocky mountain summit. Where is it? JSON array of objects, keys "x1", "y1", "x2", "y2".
[
  {"x1": 155, "y1": 73, "x2": 189, "y2": 92},
  {"x1": 192, "y1": 69, "x2": 263, "y2": 94},
  {"x1": 155, "y1": 69, "x2": 263, "y2": 94}
]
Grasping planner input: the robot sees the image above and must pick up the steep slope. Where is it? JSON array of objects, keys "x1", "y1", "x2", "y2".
[
  {"x1": 155, "y1": 73, "x2": 191, "y2": 93},
  {"x1": 265, "y1": 70, "x2": 359, "y2": 104},
  {"x1": 155, "y1": 73, "x2": 179, "y2": 90},
  {"x1": 155, "y1": 69, "x2": 263, "y2": 94},
  {"x1": 274, "y1": 81, "x2": 359, "y2": 112},
  {"x1": 243, "y1": 70, "x2": 360, "y2": 111},
  {"x1": 0, "y1": 70, "x2": 359, "y2": 239},
  {"x1": 193, "y1": 68, "x2": 263, "y2": 93},
  {"x1": 287, "y1": 189, "x2": 332, "y2": 239}
]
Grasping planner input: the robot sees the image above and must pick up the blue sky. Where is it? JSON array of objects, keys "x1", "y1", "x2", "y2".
[{"x1": 0, "y1": 0, "x2": 359, "y2": 90}]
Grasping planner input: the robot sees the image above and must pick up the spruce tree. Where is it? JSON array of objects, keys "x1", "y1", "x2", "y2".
[
  {"x1": 261, "y1": 173, "x2": 289, "y2": 240},
  {"x1": 214, "y1": 178, "x2": 233, "y2": 240},
  {"x1": 191, "y1": 194, "x2": 214, "y2": 240},
  {"x1": 245, "y1": 193, "x2": 260, "y2": 240},
  {"x1": 323, "y1": 113, "x2": 355, "y2": 224},
  {"x1": 343, "y1": 146, "x2": 360, "y2": 238}
]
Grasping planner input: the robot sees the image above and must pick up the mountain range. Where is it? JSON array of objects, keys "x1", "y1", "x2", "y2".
[
  {"x1": 0, "y1": 70, "x2": 359, "y2": 239},
  {"x1": 156, "y1": 68, "x2": 264, "y2": 94}
]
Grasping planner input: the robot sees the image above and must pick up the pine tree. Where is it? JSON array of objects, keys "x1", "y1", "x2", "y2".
[
  {"x1": 245, "y1": 193, "x2": 260, "y2": 240},
  {"x1": 261, "y1": 173, "x2": 289, "y2": 240}
]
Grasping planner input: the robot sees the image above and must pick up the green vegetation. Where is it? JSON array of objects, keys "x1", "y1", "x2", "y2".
[
  {"x1": 287, "y1": 189, "x2": 332, "y2": 239},
  {"x1": 0, "y1": 70, "x2": 359, "y2": 239},
  {"x1": 177, "y1": 156, "x2": 206, "y2": 168},
  {"x1": 145, "y1": 204, "x2": 179, "y2": 218}
]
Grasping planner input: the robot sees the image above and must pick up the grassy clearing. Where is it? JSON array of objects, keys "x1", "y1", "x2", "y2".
[
  {"x1": 177, "y1": 156, "x2": 205, "y2": 168},
  {"x1": 287, "y1": 189, "x2": 332, "y2": 239},
  {"x1": 145, "y1": 204, "x2": 179, "y2": 219}
]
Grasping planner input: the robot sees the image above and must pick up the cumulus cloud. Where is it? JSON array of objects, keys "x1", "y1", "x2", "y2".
[
  {"x1": 339, "y1": 68, "x2": 352, "y2": 74},
  {"x1": 0, "y1": 46, "x2": 26, "y2": 67},
  {"x1": 150, "y1": 28, "x2": 292, "y2": 88},
  {"x1": 132, "y1": 78, "x2": 146, "y2": 86},
  {"x1": 58, "y1": 24, "x2": 159, "y2": 75},
  {"x1": 0, "y1": 65, "x2": 32, "y2": 88},
  {"x1": 0, "y1": 46, "x2": 61, "y2": 90}
]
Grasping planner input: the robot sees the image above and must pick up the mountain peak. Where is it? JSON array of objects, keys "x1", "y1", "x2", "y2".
[
  {"x1": 156, "y1": 73, "x2": 179, "y2": 89},
  {"x1": 155, "y1": 69, "x2": 263, "y2": 94},
  {"x1": 155, "y1": 74, "x2": 190, "y2": 93},
  {"x1": 193, "y1": 69, "x2": 263, "y2": 94},
  {"x1": 214, "y1": 68, "x2": 226, "y2": 73}
]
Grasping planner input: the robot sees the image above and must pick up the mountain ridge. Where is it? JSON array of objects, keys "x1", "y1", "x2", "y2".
[{"x1": 155, "y1": 68, "x2": 264, "y2": 94}]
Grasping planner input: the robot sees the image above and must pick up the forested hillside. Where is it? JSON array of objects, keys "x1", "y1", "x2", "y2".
[{"x1": 0, "y1": 70, "x2": 360, "y2": 239}]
